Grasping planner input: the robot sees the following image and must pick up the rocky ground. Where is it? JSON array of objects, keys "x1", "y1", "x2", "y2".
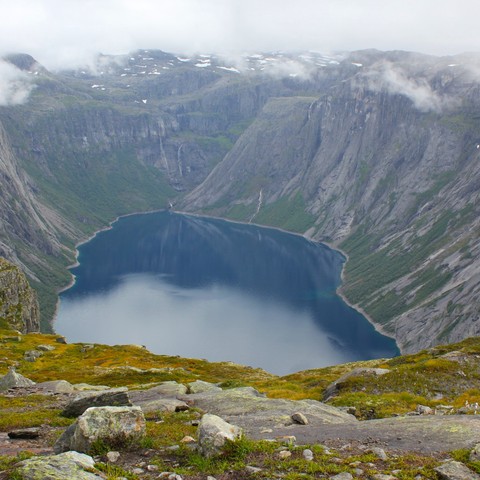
[{"x1": 1, "y1": 371, "x2": 480, "y2": 479}]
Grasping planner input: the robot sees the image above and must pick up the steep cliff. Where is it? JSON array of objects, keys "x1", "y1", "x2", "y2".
[
  {"x1": 0, "y1": 257, "x2": 39, "y2": 332},
  {"x1": 1, "y1": 49, "x2": 479, "y2": 354},
  {"x1": 183, "y1": 51, "x2": 480, "y2": 353}
]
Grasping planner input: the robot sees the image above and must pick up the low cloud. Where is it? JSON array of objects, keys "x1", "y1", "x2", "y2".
[
  {"x1": 0, "y1": 61, "x2": 34, "y2": 106},
  {"x1": 363, "y1": 62, "x2": 457, "y2": 112}
]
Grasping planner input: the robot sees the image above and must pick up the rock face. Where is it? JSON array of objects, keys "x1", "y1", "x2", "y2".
[
  {"x1": 180, "y1": 386, "x2": 356, "y2": 437},
  {"x1": 1, "y1": 49, "x2": 480, "y2": 353},
  {"x1": 16, "y1": 451, "x2": 103, "y2": 480},
  {"x1": 0, "y1": 257, "x2": 39, "y2": 333},
  {"x1": 198, "y1": 414, "x2": 242, "y2": 457},
  {"x1": 55, "y1": 406, "x2": 146, "y2": 454}
]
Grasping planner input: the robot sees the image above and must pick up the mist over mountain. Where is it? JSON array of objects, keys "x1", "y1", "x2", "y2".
[{"x1": 0, "y1": 48, "x2": 479, "y2": 355}]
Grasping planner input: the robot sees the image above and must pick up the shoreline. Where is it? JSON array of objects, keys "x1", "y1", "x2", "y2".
[{"x1": 53, "y1": 207, "x2": 400, "y2": 355}]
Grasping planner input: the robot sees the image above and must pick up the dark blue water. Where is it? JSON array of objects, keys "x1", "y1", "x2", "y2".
[{"x1": 56, "y1": 211, "x2": 398, "y2": 374}]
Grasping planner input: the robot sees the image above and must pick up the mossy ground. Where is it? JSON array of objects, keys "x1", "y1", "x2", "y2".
[{"x1": 2, "y1": 325, "x2": 480, "y2": 478}]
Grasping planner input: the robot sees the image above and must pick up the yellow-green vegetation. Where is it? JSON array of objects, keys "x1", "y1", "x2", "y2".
[
  {"x1": 2, "y1": 325, "x2": 480, "y2": 421},
  {"x1": 3, "y1": 321, "x2": 480, "y2": 478}
]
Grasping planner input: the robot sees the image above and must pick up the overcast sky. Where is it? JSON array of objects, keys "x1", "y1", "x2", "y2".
[{"x1": 1, "y1": 0, "x2": 479, "y2": 70}]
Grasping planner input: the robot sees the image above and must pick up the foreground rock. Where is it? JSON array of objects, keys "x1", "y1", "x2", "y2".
[
  {"x1": 198, "y1": 414, "x2": 242, "y2": 457},
  {"x1": 55, "y1": 406, "x2": 146, "y2": 454},
  {"x1": 181, "y1": 387, "x2": 356, "y2": 436},
  {"x1": 435, "y1": 460, "x2": 480, "y2": 479},
  {"x1": 62, "y1": 387, "x2": 131, "y2": 417},
  {"x1": 0, "y1": 367, "x2": 35, "y2": 391},
  {"x1": 16, "y1": 451, "x2": 103, "y2": 479},
  {"x1": 129, "y1": 384, "x2": 189, "y2": 414},
  {"x1": 268, "y1": 415, "x2": 480, "y2": 453}
]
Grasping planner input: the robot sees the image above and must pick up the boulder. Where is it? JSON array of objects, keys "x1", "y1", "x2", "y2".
[
  {"x1": 323, "y1": 368, "x2": 390, "y2": 401},
  {"x1": 16, "y1": 451, "x2": 103, "y2": 479},
  {"x1": 128, "y1": 385, "x2": 189, "y2": 414},
  {"x1": 62, "y1": 387, "x2": 131, "y2": 417},
  {"x1": 198, "y1": 414, "x2": 242, "y2": 457},
  {"x1": 147, "y1": 381, "x2": 188, "y2": 396},
  {"x1": 435, "y1": 460, "x2": 480, "y2": 479},
  {"x1": 291, "y1": 412, "x2": 308, "y2": 425},
  {"x1": 8, "y1": 427, "x2": 40, "y2": 439},
  {"x1": 55, "y1": 406, "x2": 146, "y2": 454},
  {"x1": 35, "y1": 380, "x2": 74, "y2": 394},
  {"x1": 0, "y1": 367, "x2": 35, "y2": 391},
  {"x1": 188, "y1": 380, "x2": 222, "y2": 394}
]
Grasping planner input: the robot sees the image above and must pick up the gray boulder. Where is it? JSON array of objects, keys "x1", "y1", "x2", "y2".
[
  {"x1": 55, "y1": 406, "x2": 146, "y2": 454},
  {"x1": 147, "y1": 381, "x2": 188, "y2": 396},
  {"x1": 0, "y1": 367, "x2": 35, "y2": 391},
  {"x1": 188, "y1": 380, "x2": 222, "y2": 394},
  {"x1": 470, "y1": 443, "x2": 480, "y2": 462},
  {"x1": 198, "y1": 413, "x2": 242, "y2": 457},
  {"x1": 35, "y1": 380, "x2": 74, "y2": 394},
  {"x1": 435, "y1": 460, "x2": 480, "y2": 479},
  {"x1": 129, "y1": 385, "x2": 189, "y2": 414},
  {"x1": 323, "y1": 368, "x2": 390, "y2": 401},
  {"x1": 62, "y1": 387, "x2": 131, "y2": 417},
  {"x1": 16, "y1": 451, "x2": 103, "y2": 479}
]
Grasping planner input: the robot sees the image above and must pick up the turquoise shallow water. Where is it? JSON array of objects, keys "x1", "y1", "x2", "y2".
[{"x1": 56, "y1": 211, "x2": 399, "y2": 374}]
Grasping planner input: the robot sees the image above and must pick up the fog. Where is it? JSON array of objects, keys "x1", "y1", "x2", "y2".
[
  {"x1": 1, "y1": 0, "x2": 479, "y2": 71},
  {"x1": 0, "y1": 61, "x2": 34, "y2": 106}
]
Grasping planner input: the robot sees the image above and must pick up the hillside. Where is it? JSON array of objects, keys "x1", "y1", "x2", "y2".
[
  {"x1": 2, "y1": 325, "x2": 480, "y2": 478},
  {"x1": 0, "y1": 48, "x2": 479, "y2": 355}
]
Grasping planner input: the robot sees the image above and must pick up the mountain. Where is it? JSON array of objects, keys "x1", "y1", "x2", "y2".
[{"x1": 0, "y1": 49, "x2": 479, "y2": 354}]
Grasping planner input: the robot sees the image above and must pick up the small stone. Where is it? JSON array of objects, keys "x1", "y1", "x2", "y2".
[
  {"x1": 278, "y1": 450, "x2": 292, "y2": 459},
  {"x1": 330, "y1": 473, "x2": 353, "y2": 480},
  {"x1": 37, "y1": 345, "x2": 55, "y2": 351},
  {"x1": 355, "y1": 468, "x2": 364, "y2": 475},
  {"x1": 416, "y1": 404, "x2": 434, "y2": 415},
  {"x1": 303, "y1": 449, "x2": 314, "y2": 461},
  {"x1": 371, "y1": 474, "x2": 397, "y2": 480},
  {"x1": 246, "y1": 466, "x2": 262, "y2": 473},
  {"x1": 147, "y1": 464, "x2": 159, "y2": 471},
  {"x1": 166, "y1": 445, "x2": 180, "y2": 451},
  {"x1": 180, "y1": 436, "x2": 196, "y2": 444},
  {"x1": 8, "y1": 428, "x2": 40, "y2": 439},
  {"x1": 291, "y1": 412, "x2": 308, "y2": 425},
  {"x1": 168, "y1": 474, "x2": 182, "y2": 480},
  {"x1": 470, "y1": 443, "x2": 480, "y2": 462},
  {"x1": 132, "y1": 468, "x2": 144, "y2": 474},
  {"x1": 106, "y1": 451, "x2": 120, "y2": 463},
  {"x1": 56, "y1": 336, "x2": 67, "y2": 344},
  {"x1": 368, "y1": 447, "x2": 388, "y2": 461}
]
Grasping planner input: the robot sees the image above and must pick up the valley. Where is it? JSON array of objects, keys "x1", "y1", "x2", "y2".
[{"x1": 0, "y1": 48, "x2": 479, "y2": 355}]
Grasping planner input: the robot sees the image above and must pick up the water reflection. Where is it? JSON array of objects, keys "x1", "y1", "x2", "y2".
[{"x1": 56, "y1": 211, "x2": 398, "y2": 374}]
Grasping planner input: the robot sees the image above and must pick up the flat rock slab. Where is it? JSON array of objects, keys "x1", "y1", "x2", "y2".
[
  {"x1": 180, "y1": 387, "x2": 356, "y2": 434},
  {"x1": 62, "y1": 387, "x2": 131, "y2": 417},
  {"x1": 260, "y1": 415, "x2": 480, "y2": 453},
  {"x1": 129, "y1": 388, "x2": 190, "y2": 414}
]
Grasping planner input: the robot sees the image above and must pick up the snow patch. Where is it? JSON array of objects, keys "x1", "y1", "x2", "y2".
[{"x1": 217, "y1": 66, "x2": 240, "y2": 73}]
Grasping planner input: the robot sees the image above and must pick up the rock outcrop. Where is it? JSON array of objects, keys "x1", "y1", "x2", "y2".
[{"x1": 0, "y1": 257, "x2": 39, "y2": 333}]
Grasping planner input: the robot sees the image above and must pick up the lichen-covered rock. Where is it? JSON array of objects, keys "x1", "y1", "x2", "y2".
[
  {"x1": 0, "y1": 367, "x2": 35, "y2": 391},
  {"x1": 16, "y1": 451, "x2": 103, "y2": 479},
  {"x1": 35, "y1": 380, "x2": 74, "y2": 394},
  {"x1": 0, "y1": 257, "x2": 40, "y2": 333},
  {"x1": 198, "y1": 413, "x2": 242, "y2": 457},
  {"x1": 435, "y1": 460, "x2": 480, "y2": 479},
  {"x1": 188, "y1": 380, "x2": 222, "y2": 394},
  {"x1": 55, "y1": 406, "x2": 146, "y2": 454},
  {"x1": 62, "y1": 387, "x2": 131, "y2": 417}
]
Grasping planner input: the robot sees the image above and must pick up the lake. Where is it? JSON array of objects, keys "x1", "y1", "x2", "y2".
[{"x1": 56, "y1": 211, "x2": 399, "y2": 374}]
